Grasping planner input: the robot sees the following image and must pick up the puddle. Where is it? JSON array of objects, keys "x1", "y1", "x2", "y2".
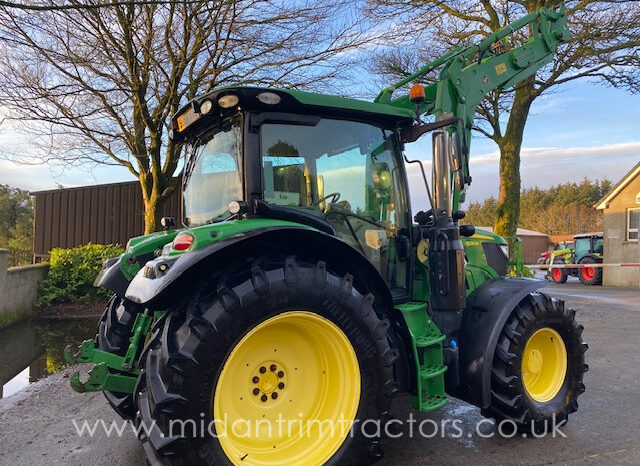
[{"x1": 0, "y1": 317, "x2": 97, "y2": 399}]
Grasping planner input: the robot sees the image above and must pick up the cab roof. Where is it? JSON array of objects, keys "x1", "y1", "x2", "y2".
[
  {"x1": 573, "y1": 232, "x2": 603, "y2": 239},
  {"x1": 170, "y1": 86, "x2": 415, "y2": 142}
]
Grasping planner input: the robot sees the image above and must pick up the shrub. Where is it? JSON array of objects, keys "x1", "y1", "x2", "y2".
[{"x1": 36, "y1": 243, "x2": 124, "y2": 307}]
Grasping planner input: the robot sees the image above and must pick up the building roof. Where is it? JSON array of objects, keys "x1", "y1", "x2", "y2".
[
  {"x1": 475, "y1": 227, "x2": 548, "y2": 237},
  {"x1": 548, "y1": 234, "x2": 574, "y2": 244},
  {"x1": 595, "y1": 161, "x2": 640, "y2": 210}
]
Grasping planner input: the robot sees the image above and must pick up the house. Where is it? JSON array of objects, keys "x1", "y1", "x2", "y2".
[{"x1": 595, "y1": 161, "x2": 640, "y2": 288}]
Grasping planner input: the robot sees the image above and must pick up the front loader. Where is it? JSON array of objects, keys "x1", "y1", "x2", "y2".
[{"x1": 65, "y1": 4, "x2": 587, "y2": 464}]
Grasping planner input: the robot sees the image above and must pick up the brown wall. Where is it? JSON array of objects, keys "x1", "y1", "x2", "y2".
[
  {"x1": 32, "y1": 181, "x2": 181, "y2": 259},
  {"x1": 520, "y1": 235, "x2": 549, "y2": 264},
  {"x1": 602, "y1": 175, "x2": 640, "y2": 288}
]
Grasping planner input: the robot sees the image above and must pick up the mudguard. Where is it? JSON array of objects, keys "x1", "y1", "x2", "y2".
[
  {"x1": 456, "y1": 276, "x2": 545, "y2": 409},
  {"x1": 125, "y1": 226, "x2": 394, "y2": 311},
  {"x1": 95, "y1": 251, "x2": 157, "y2": 297},
  {"x1": 94, "y1": 256, "x2": 130, "y2": 297}
]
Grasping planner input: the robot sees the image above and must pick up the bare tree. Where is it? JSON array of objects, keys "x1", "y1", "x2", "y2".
[
  {"x1": 0, "y1": 0, "x2": 372, "y2": 233},
  {"x1": 366, "y1": 0, "x2": 640, "y2": 248}
]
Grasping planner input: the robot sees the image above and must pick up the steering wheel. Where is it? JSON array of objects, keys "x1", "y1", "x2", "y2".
[{"x1": 313, "y1": 192, "x2": 340, "y2": 206}]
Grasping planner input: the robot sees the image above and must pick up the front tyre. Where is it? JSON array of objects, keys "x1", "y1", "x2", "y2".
[
  {"x1": 550, "y1": 259, "x2": 567, "y2": 284},
  {"x1": 96, "y1": 295, "x2": 140, "y2": 419},
  {"x1": 487, "y1": 292, "x2": 588, "y2": 433},
  {"x1": 138, "y1": 257, "x2": 397, "y2": 465}
]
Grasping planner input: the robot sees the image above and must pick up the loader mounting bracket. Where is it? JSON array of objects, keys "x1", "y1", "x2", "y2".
[{"x1": 64, "y1": 313, "x2": 152, "y2": 394}]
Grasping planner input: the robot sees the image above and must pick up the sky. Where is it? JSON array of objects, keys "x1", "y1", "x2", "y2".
[{"x1": 0, "y1": 79, "x2": 639, "y2": 208}]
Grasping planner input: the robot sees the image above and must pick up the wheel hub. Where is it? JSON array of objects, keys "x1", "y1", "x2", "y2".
[
  {"x1": 251, "y1": 363, "x2": 285, "y2": 401},
  {"x1": 521, "y1": 327, "x2": 567, "y2": 402}
]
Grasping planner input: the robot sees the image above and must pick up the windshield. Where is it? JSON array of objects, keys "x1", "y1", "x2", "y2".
[
  {"x1": 260, "y1": 118, "x2": 409, "y2": 296},
  {"x1": 183, "y1": 118, "x2": 242, "y2": 226}
]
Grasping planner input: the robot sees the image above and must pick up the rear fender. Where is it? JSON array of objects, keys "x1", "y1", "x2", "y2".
[
  {"x1": 456, "y1": 276, "x2": 545, "y2": 409},
  {"x1": 125, "y1": 226, "x2": 394, "y2": 313}
]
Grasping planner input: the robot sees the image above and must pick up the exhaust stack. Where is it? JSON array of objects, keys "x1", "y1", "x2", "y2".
[
  {"x1": 432, "y1": 130, "x2": 451, "y2": 216},
  {"x1": 428, "y1": 128, "x2": 465, "y2": 335}
]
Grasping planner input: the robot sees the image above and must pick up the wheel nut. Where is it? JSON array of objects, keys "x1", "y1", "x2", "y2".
[
  {"x1": 278, "y1": 382, "x2": 285, "y2": 389},
  {"x1": 253, "y1": 388, "x2": 260, "y2": 396},
  {"x1": 261, "y1": 394, "x2": 268, "y2": 402},
  {"x1": 259, "y1": 366, "x2": 266, "y2": 373},
  {"x1": 270, "y1": 364, "x2": 277, "y2": 371},
  {"x1": 271, "y1": 392, "x2": 278, "y2": 399},
  {"x1": 252, "y1": 376, "x2": 259, "y2": 383},
  {"x1": 277, "y1": 371, "x2": 284, "y2": 378}
]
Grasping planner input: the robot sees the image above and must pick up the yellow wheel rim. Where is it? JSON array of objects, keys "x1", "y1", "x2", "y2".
[
  {"x1": 213, "y1": 311, "x2": 360, "y2": 465},
  {"x1": 521, "y1": 327, "x2": 567, "y2": 402}
]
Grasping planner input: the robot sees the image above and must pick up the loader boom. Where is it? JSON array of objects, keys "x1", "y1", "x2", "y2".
[{"x1": 375, "y1": 4, "x2": 571, "y2": 210}]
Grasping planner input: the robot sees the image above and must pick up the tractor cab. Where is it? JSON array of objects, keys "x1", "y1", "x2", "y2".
[
  {"x1": 573, "y1": 232, "x2": 604, "y2": 261},
  {"x1": 171, "y1": 86, "x2": 416, "y2": 297}
]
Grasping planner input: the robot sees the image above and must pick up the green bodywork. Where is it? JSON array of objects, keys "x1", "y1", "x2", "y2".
[
  {"x1": 120, "y1": 230, "x2": 179, "y2": 280},
  {"x1": 120, "y1": 218, "x2": 313, "y2": 280},
  {"x1": 67, "y1": 5, "x2": 568, "y2": 409}
]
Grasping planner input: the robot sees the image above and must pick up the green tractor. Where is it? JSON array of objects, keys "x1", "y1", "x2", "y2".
[
  {"x1": 65, "y1": 5, "x2": 587, "y2": 465},
  {"x1": 549, "y1": 232, "x2": 604, "y2": 285}
]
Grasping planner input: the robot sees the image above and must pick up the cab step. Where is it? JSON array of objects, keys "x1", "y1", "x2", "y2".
[{"x1": 396, "y1": 302, "x2": 449, "y2": 412}]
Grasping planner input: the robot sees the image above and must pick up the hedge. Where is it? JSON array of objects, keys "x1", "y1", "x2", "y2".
[{"x1": 36, "y1": 243, "x2": 124, "y2": 307}]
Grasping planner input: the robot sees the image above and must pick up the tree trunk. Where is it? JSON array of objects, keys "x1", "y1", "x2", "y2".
[
  {"x1": 143, "y1": 196, "x2": 163, "y2": 234},
  {"x1": 494, "y1": 78, "x2": 535, "y2": 256}
]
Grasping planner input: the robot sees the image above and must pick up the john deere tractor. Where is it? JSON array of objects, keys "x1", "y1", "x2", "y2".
[{"x1": 65, "y1": 5, "x2": 587, "y2": 465}]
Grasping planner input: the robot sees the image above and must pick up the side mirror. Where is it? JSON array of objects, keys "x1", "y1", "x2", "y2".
[
  {"x1": 450, "y1": 132, "x2": 467, "y2": 191},
  {"x1": 449, "y1": 132, "x2": 463, "y2": 172}
]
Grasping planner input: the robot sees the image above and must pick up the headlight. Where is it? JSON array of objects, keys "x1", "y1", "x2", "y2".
[
  {"x1": 499, "y1": 244, "x2": 509, "y2": 257},
  {"x1": 200, "y1": 99, "x2": 213, "y2": 114},
  {"x1": 257, "y1": 92, "x2": 281, "y2": 105},
  {"x1": 217, "y1": 94, "x2": 239, "y2": 108}
]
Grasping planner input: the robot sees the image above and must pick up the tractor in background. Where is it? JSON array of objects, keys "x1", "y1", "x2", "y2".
[
  {"x1": 64, "y1": 5, "x2": 587, "y2": 465},
  {"x1": 549, "y1": 232, "x2": 603, "y2": 285}
]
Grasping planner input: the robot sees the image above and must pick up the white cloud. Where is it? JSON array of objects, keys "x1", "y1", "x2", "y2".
[
  {"x1": 406, "y1": 141, "x2": 640, "y2": 211},
  {"x1": 0, "y1": 158, "x2": 134, "y2": 192}
]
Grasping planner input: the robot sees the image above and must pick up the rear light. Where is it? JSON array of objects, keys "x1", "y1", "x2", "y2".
[{"x1": 173, "y1": 233, "x2": 194, "y2": 251}]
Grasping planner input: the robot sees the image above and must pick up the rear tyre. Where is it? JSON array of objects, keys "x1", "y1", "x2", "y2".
[
  {"x1": 578, "y1": 256, "x2": 602, "y2": 286},
  {"x1": 550, "y1": 259, "x2": 567, "y2": 284},
  {"x1": 96, "y1": 295, "x2": 139, "y2": 420},
  {"x1": 137, "y1": 256, "x2": 398, "y2": 465},
  {"x1": 487, "y1": 292, "x2": 588, "y2": 433}
]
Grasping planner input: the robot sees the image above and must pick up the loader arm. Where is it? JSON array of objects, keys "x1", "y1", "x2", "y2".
[{"x1": 375, "y1": 4, "x2": 570, "y2": 209}]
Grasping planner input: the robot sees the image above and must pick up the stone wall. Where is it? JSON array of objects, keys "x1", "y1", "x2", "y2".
[{"x1": 0, "y1": 249, "x2": 49, "y2": 328}]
